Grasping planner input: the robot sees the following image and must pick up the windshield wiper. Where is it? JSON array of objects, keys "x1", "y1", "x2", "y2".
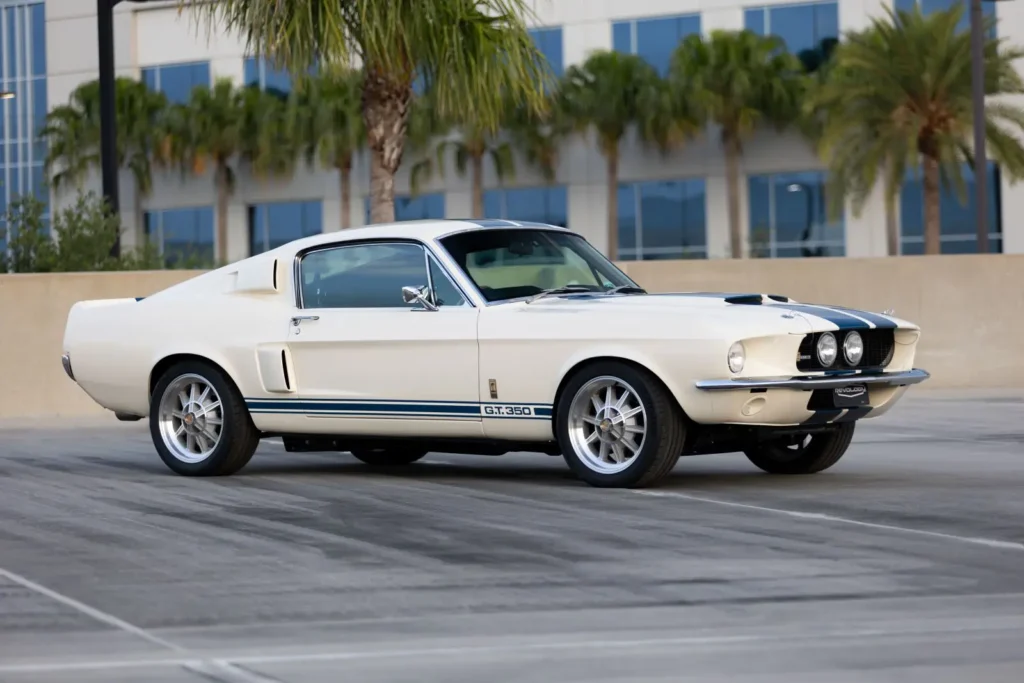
[
  {"x1": 525, "y1": 285, "x2": 595, "y2": 304},
  {"x1": 605, "y1": 285, "x2": 647, "y2": 295}
]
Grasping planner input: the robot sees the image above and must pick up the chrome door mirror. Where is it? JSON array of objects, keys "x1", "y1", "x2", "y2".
[{"x1": 401, "y1": 285, "x2": 438, "y2": 311}]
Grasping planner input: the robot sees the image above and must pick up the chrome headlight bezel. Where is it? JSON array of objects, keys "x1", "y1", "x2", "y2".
[
  {"x1": 816, "y1": 332, "x2": 838, "y2": 367},
  {"x1": 843, "y1": 330, "x2": 864, "y2": 366},
  {"x1": 727, "y1": 341, "x2": 745, "y2": 374}
]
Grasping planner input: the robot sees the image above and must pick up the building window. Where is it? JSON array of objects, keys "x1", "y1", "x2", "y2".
[
  {"x1": 748, "y1": 171, "x2": 845, "y2": 258},
  {"x1": 243, "y1": 57, "x2": 292, "y2": 95},
  {"x1": 612, "y1": 14, "x2": 701, "y2": 74},
  {"x1": 484, "y1": 186, "x2": 567, "y2": 227},
  {"x1": 894, "y1": 0, "x2": 996, "y2": 36},
  {"x1": 617, "y1": 179, "x2": 707, "y2": 260},
  {"x1": 144, "y1": 207, "x2": 215, "y2": 266},
  {"x1": 366, "y1": 193, "x2": 446, "y2": 223},
  {"x1": 249, "y1": 200, "x2": 323, "y2": 256},
  {"x1": 1, "y1": 2, "x2": 48, "y2": 256},
  {"x1": 899, "y1": 162, "x2": 1001, "y2": 254},
  {"x1": 529, "y1": 27, "x2": 564, "y2": 76},
  {"x1": 745, "y1": 2, "x2": 839, "y2": 59},
  {"x1": 141, "y1": 61, "x2": 210, "y2": 104}
]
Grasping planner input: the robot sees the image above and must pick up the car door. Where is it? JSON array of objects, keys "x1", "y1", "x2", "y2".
[{"x1": 283, "y1": 240, "x2": 483, "y2": 438}]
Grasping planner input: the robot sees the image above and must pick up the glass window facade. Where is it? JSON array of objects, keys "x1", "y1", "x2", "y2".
[
  {"x1": 366, "y1": 193, "x2": 446, "y2": 223},
  {"x1": 612, "y1": 14, "x2": 701, "y2": 74},
  {"x1": 141, "y1": 61, "x2": 210, "y2": 104},
  {"x1": 1, "y1": 2, "x2": 48, "y2": 254},
  {"x1": 529, "y1": 27, "x2": 564, "y2": 76},
  {"x1": 745, "y1": 2, "x2": 839, "y2": 58},
  {"x1": 894, "y1": 0, "x2": 995, "y2": 36},
  {"x1": 899, "y1": 162, "x2": 1002, "y2": 254},
  {"x1": 748, "y1": 171, "x2": 845, "y2": 258},
  {"x1": 143, "y1": 207, "x2": 215, "y2": 266},
  {"x1": 249, "y1": 199, "x2": 323, "y2": 255},
  {"x1": 242, "y1": 56, "x2": 293, "y2": 96},
  {"x1": 483, "y1": 186, "x2": 567, "y2": 227},
  {"x1": 617, "y1": 179, "x2": 707, "y2": 260}
]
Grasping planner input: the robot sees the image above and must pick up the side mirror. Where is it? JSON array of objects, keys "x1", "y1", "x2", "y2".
[{"x1": 401, "y1": 285, "x2": 438, "y2": 311}]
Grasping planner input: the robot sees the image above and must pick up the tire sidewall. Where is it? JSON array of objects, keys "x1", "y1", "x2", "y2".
[
  {"x1": 555, "y1": 362, "x2": 668, "y2": 487},
  {"x1": 149, "y1": 361, "x2": 245, "y2": 476}
]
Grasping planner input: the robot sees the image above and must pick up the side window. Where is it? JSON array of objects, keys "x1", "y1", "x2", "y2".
[
  {"x1": 300, "y1": 243, "x2": 428, "y2": 309},
  {"x1": 428, "y1": 257, "x2": 467, "y2": 307}
]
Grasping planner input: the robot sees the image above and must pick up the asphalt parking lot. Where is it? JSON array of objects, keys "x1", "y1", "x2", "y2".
[{"x1": 1, "y1": 390, "x2": 1024, "y2": 682}]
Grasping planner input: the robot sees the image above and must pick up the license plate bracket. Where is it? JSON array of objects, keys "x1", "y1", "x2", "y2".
[{"x1": 833, "y1": 384, "x2": 869, "y2": 407}]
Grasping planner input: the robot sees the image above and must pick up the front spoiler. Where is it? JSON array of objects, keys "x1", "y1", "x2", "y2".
[{"x1": 695, "y1": 368, "x2": 930, "y2": 391}]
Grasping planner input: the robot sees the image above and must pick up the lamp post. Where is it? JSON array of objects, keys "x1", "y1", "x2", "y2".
[{"x1": 972, "y1": 0, "x2": 1011, "y2": 254}]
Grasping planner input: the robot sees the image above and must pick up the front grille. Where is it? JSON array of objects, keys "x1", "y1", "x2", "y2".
[{"x1": 797, "y1": 329, "x2": 895, "y2": 371}]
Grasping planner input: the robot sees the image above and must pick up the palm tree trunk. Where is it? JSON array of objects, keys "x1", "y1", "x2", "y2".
[
  {"x1": 922, "y1": 155, "x2": 941, "y2": 255},
  {"x1": 339, "y1": 161, "x2": 351, "y2": 230},
  {"x1": 884, "y1": 192, "x2": 899, "y2": 256},
  {"x1": 215, "y1": 163, "x2": 230, "y2": 264},
  {"x1": 363, "y1": 69, "x2": 412, "y2": 224},
  {"x1": 605, "y1": 146, "x2": 619, "y2": 261},
  {"x1": 471, "y1": 153, "x2": 484, "y2": 218},
  {"x1": 724, "y1": 135, "x2": 743, "y2": 259}
]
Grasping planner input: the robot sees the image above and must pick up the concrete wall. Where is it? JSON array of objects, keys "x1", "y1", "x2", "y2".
[{"x1": 1, "y1": 255, "x2": 1020, "y2": 418}]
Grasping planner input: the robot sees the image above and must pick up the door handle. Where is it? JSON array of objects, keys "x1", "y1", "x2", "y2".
[{"x1": 291, "y1": 315, "x2": 320, "y2": 326}]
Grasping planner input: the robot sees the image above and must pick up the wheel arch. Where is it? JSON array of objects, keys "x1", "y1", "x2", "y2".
[
  {"x1": 149, "y1": 352, "x2": 243, "y2": 401},
  {"x1": 550, "y1": 355, "x2": 692, "y2": 434}
]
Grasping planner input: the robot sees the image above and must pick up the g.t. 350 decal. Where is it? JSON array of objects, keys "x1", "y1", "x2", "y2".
[{"x1": 482, "y1": 404, "x2": 534, "y2": 416}]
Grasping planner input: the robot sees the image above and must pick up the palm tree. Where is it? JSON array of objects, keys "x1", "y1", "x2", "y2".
[
  {"x1": 159, "y1": 78, "x2": 244, "y2": 263},
  {"x1": 558, "y1": 51, "x2": 670, "y2": 260},
  {"x1": 670, "y1": 30, "x2": 807, "y2": 258},
  {"x1": 411, "y1": 114, "x2": 515, "y2": 218},
  {"x1": 181, "y1": 0, "x2": 548, "y2": 224},
  {"x1": 288, "y1": 68, "x2": 365, "y2": 230},
  {"x1": 40, "y1": 78, "x2": 167, "y2": 225},
  {"x1": 241, "y1": 84, "x2": 297, "y2": 184},
  {"x1": 811, "y1": 5, "x2": 1024, "y2": 255},
  {"x1": 505, "y1": 93, "x2": 570, "y2": 187}
]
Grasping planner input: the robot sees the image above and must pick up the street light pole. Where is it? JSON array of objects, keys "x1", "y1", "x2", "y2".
[
  {"x1": 970, "y1": 0, "x2": 988, "y2": 254},
  {"x1": 98, "y1": 0, "x2": 120, "y2": 256}
]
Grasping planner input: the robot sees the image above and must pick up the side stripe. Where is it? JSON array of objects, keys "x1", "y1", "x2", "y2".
[{"x1": 245, "y1": 398, "x2": 553, "y2": 420}]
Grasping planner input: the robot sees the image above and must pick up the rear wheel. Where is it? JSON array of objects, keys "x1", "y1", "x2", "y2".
[
  {"x1": 555, "y1": 361, "x2": 685, "y2": 488},
  {"x1": 743, "y1": 423, "x2": 855, "y2": 474},
  {"x1": 350, "y1": 447, "x2": 428, "y2": 467},
  {"x1": 149, "y1": 360, "x2": 260, "y2": 476}
]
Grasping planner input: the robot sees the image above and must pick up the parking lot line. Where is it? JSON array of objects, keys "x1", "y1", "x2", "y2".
[
  {"x1": 0, "y1": 567, "x2": 185, "y2": 653},
  {"x1": 632, "y1": 491, "x2": 1024, "y2": 551}
]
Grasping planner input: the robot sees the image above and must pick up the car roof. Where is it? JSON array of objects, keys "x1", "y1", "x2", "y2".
[{"x1": 271, "y1": 218, "x2": 572, "y2": 256}]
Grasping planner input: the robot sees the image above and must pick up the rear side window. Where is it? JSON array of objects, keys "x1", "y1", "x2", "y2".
[{"x1": 299, "y1": 243, "x2": 429, "y2": 308}]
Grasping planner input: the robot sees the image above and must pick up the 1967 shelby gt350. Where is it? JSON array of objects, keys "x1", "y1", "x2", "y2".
[{"x1": 61, "y1": 219, "x2": 929, "y2": 488}]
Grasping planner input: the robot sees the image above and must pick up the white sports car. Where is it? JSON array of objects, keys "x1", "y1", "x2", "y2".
[{"x1": 61, "y1": 219, "x2": 929, "y2": 488}]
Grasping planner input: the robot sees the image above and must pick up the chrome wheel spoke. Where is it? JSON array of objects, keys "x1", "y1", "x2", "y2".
[
  {"x1": 159, "y1": 374, "x2": 224, "y2": 464},
  {"x1": 567, "y1": 376, "x2": 648, "y2": 475}
]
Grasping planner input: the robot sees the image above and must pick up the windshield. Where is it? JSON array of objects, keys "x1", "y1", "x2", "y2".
[{"x1": 438, "y1": 228, "x2": 639, "y2": 303}]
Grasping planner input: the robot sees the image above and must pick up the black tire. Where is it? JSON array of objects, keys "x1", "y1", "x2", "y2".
[
  {"x1": 149, "y1": 360, "x2": 260, "y2": 476},
  {"x1": 555, "y1": 361, "x2": 685, "y2": 488},
  {"x1": 743, "y1": 422, "x2": 855, "y2": 475},
  {"x1": 350, "y1": 447, "x2": 428, "y2": 467}
]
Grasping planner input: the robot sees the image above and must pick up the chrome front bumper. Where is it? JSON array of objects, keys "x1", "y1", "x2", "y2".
[
  {"x1": 695, "y1": 368, "x2": 930, "y2": 391},
  {"x1": 61, "y1": 353, "x2": 75, "y2": 381}
]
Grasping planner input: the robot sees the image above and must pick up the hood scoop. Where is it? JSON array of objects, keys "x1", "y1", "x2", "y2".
[{"x1": 723, "y1": 293, "x2": 792, "y2": 305}]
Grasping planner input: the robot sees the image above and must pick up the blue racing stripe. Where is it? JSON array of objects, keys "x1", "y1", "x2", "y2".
[
  {"x1": 770, "y1": 304, "x2": 870, "y2": 330},
  {"x1": 824, "y1": 305, "x2": 899, "y2": 329},
  {"x1": 245, "y1": 398, "x2": 553, "y2": 420}
]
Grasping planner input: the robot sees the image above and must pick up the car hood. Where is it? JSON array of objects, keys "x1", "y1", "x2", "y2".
[{"x1": 518, "y1": 292, "x2": 915, "y2": 333}]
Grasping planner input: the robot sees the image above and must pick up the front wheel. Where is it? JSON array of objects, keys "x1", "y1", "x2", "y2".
[
  {"x1": 350, "y1": 447, "x2": 427, "y2": 467},
  {"x1": 555, "y1": 361, "x2": 686, "y2": 488},
  {"x1": 743, "y1": 422, "x2": 855, "y2": 475},
  {"x1": 149, "y1": 360, "x2": 260, "y2": 476}
]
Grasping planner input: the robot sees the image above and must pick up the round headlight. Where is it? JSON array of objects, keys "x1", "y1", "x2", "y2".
[
  {"x1": 844, "y1": 330, "x2": 864, "y2": 365},
  {"x1": 728, "y1": 342, "x2": 745, "y2": 373},
  {"x1": 816, "y1": 332, "x2": 838, "y2": 367}
]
